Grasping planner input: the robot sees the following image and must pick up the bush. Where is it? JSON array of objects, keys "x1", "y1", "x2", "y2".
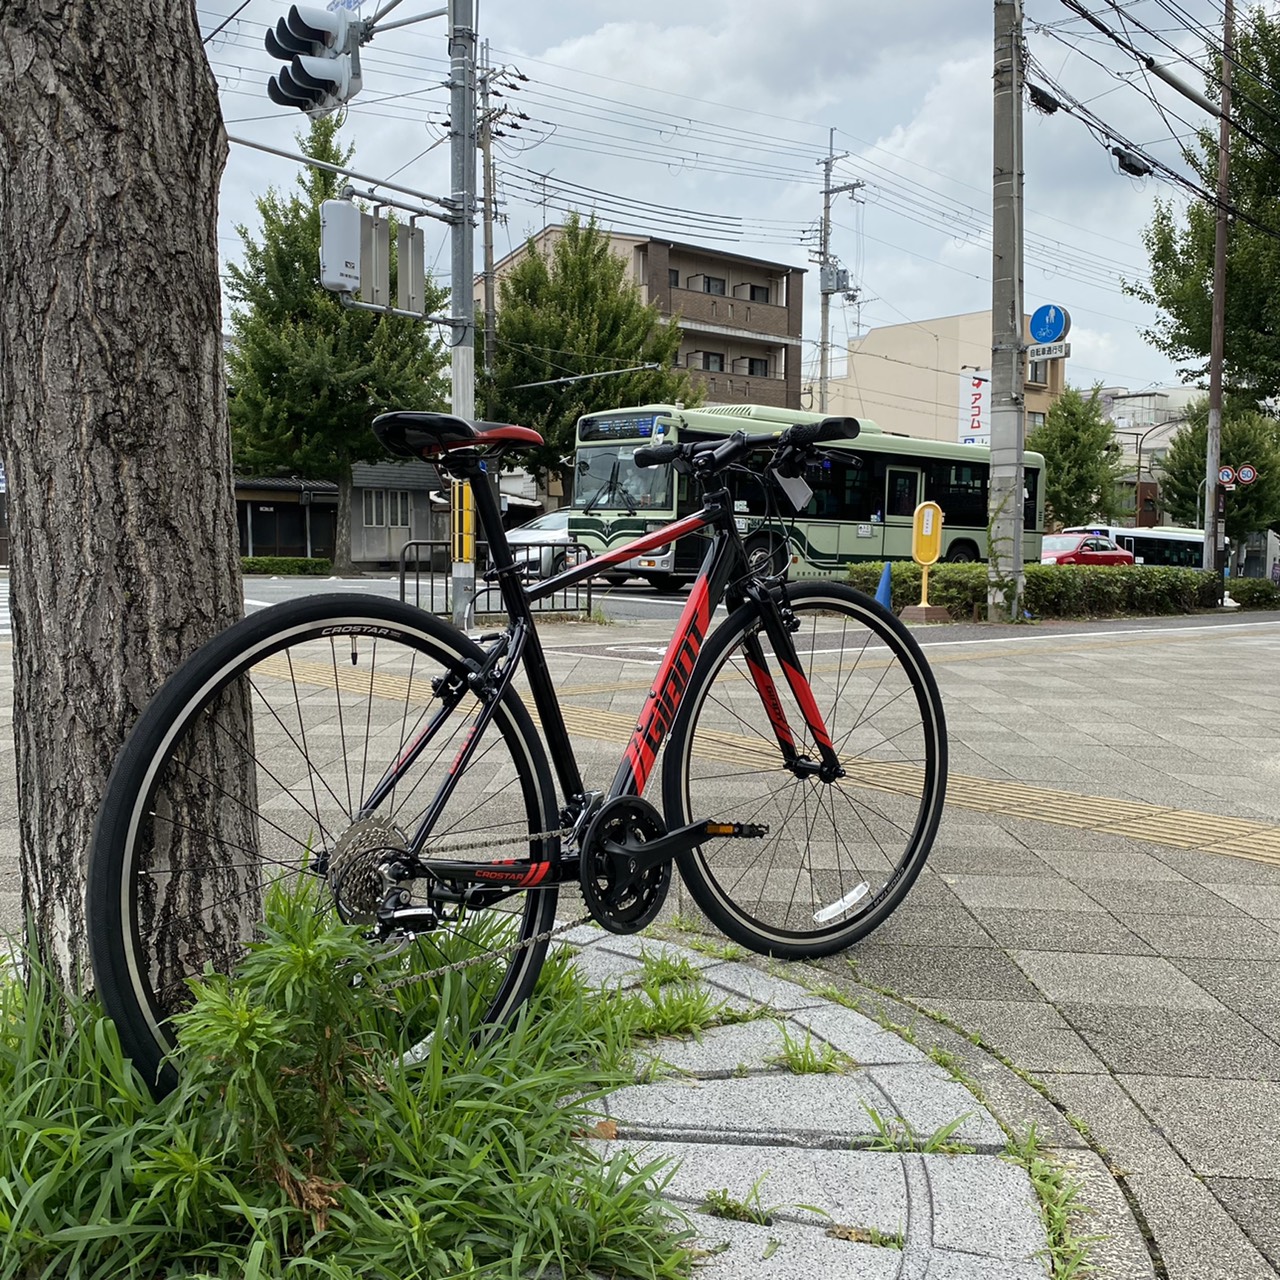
[
  {"x1": 0, "y1": 893, "x2": 691, "y2": 1280},
  {"x1": 241, "y1": 556, "x2": 332, "y2": 576},
  {"x1": 1228, "y1": 576, "x2": 1280, "y2": 609},
  {"x1": 847, "y1": 561, "x2": 1221, "y2": 620}
]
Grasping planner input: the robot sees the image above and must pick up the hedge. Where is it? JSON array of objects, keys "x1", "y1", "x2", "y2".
[
  {"x1": 1227, "y1": 576, "x2": 1280, "y2": 609},
  {"x1": 844, "y1": 561, "x2": 1240, "y2": 620},
  {"x1": 241, "y1": 556, "x2": 333, "y2": 576}
]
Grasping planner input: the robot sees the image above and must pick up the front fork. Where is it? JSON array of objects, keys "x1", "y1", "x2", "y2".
[{"x1": 740, "y1": 585, "x2": 845, "y2": 783}]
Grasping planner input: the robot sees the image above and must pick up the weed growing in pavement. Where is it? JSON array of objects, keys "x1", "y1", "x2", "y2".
[
  {"x1": 768, "y1": 1024, "x2": 853, "y2": 1075},
  {"x1": 701, "y1": 1176, "x2": 776, "y2": 1226},
  {"x1": 681, "y1": 936, "x2": 746, "y2": 962},
  {"x1": 826, "y1": 1223, "x2": 905, "y2": 1250},
  {"x1": 638, "y1": 946, "x2": 703, "y2": 987},
  {"x1": 862, "y1": 1105, "x2": 976, "y2": 1155},
  {"x1": 0, "y1": 890, "x2": 693, "y2": 1280},
  {"x1": 1004, "y1": 1126, "x2": 1103, "y2": 1279}
]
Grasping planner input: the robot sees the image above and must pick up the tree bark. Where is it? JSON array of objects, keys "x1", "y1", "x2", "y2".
[
  {"x1": 0, "y1": 1, "x2": 242, "y2": 991},
  {"x1": 332, "y1": 465, "x2": 359, "y2": 576}
]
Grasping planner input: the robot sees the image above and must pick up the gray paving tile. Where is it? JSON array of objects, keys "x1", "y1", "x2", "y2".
[
  {"x1": 1080, "y1": 881, "x2": 1247, "y2": 916},
  {"x1": 1154, "y1": 848, "x2": 1280, "y2": 885},
  {"x1": 1115, "y1": 913, "x2": 1280, "y2": 960},
  {"x1": 1036, "y1": 1072, "x2": 1185, "y2": 1178},
  {"x1": 864, "y1": 904, "x2": 996, "y2": 949},
  {"x1": 1061, "y1": 1004, "x2": 1280, "y2": 1079},
  {"x1": 1172, "y1": 957, "x2": 1280, "y2": 1010},
  {"x1": 966, "y1": 907, "x2": 1156, "y2": 955},
  {"x1": 1127, "y1": 1171, "x2": 1277, "y2": 1280},
  {"x1": 785, "y1": 1004, "x2": 929, "y2": 1066},
  {"x1": 699, "y1": 962, "x2": 826, "y2": 1012},
  {"x1": 685, "y1": 1215, "x2": 904, "y2": 1279},
  {"x1": 635, "y1": 1021, "x2": 791, "y2": 1079},
  {"x1": 1203, "y1": 883, "x2": 1280, "y2": 918},
  {"x1": 847, "y1": 945, "x2": 1044, "y2": 1003},
  {"x1": 924, "y1": 997, "x2": 1104, "y2": 1073},
  {"x1": 1009, "y1": 950, "x2": 1224, "y2": 1010},
  {"x1": 1206, "y1": 1177, "x2": 1280, "y2": 1271},
  {"x1": 1033, "y1": 848, "x2": 1185, "y2": 882},
  {"x1": 923, "y1": 1153, "x2": 1045, "y2": 1261},
  {"x1": 1120, "y1": 1076, "x2": 1280, "y2": 1179},
  {"x1": 940, "y1": 875, "x2": 1105, "y2": 912},
  {"x1": 866, "y1": 1065, "x2": 1004, "y2": 1148}
]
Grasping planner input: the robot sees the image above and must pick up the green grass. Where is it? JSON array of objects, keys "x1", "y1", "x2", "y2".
[
  {"x1": 0, "y1": 893, "x2": 694, "y2": 1279},
  {"x1": 768, "y1": 1024, "x2": 852, "y2": 1075},
  {"x1": 861, "y1": 1105, "x2": 976, "y2": 1155},
  {"x1": 1003, "y1": 1127, "x2": 1102, "y2": 1278},
  {"x1": 701, "y1": 1177, "x2": 775, "y2": 1227},
  {"x1": 637, "y1": 947, "x2": 703, "y2": 987},
  {"x1": 825, "y1": 1223, "x2": 904, "y2": 1250}
]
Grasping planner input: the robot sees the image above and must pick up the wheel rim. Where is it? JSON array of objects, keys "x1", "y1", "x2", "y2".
[
  {"x1": 111, "y1": 611, "x2": 556, "y2": 1070},
  {"x1": 674, "y1": 591, "x2": 943, "y2": 945}
]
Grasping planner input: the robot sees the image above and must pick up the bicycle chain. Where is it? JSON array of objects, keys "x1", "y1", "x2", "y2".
[{"x1": 373, "y1": 824, "x2": 592, "y2": 995}]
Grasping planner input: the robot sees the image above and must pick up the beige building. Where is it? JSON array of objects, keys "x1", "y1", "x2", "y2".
[
  {"x1": 824, "y1": 310, "x2": 1068, "y2": 442},
  {"x1": 478, "y1": 227, "x2": 805, "y2": 409}
]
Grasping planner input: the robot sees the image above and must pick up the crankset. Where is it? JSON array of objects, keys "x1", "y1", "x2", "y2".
[{"x1": 578, "y1": 796, "x2": 673, "y2": 934}]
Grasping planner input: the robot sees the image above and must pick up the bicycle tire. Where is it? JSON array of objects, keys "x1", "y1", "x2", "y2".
[
  {"x1": 87, "y1": 594, "x2": 559, "y2": 1095},
  {"x1": 662, "y1": 581, "x2": 946, "y2": 958}
]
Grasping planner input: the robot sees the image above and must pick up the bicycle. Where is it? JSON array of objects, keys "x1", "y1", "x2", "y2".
[{"x1": 87, "y1": 411, "x2": 948, "y2": 1094}]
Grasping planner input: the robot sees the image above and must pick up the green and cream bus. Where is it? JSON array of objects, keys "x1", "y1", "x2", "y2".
[{"x1": 567, "y1": 403, "x2": 1045, "y2": 590}]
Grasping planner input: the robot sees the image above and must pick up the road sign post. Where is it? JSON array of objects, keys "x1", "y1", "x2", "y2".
[{"x1": 900, "y1": 502, "x2": 950, "y2": 624}]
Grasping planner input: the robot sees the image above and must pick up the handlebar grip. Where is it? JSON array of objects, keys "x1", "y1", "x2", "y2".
[
  {"x1": 634, "y1": 443, "x2": 681, "y2": 468},
  {"x1": 781, "y1": 417, "x2": 861, "y2": 447}
]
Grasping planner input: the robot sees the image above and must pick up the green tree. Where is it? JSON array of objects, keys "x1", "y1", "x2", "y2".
[
  {"x1": 1026, "y1": 386, "x2": 1127, "y2": 527},
  {"x1": 482, "y1": 214, "x2": 700, "y2": 477},
  {"x1": 227, "y1": 117, "x2": 448, "y2": 573},
  {"x1": 1156, "y1": 400, "x2": 1280, "y2": 542},
  {"x1": 1130, "y1": 8, "x2": 1280, "y2": 396}
]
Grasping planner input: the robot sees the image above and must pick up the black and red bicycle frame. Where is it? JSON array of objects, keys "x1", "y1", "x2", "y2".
[{"x1": 363, "y1": 454, "x2": 842, "y2": 902}]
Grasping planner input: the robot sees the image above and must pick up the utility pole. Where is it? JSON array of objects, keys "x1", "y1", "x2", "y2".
[
  {"x1": 448, "y1": 0, "x2": 477, "y2": 624},
  {"x1": 1204, "y1": 0, "x2": 1233, "y2": 593},
  {"x1": 817, "y1": 129, "x2": 861, "y2": 413},
  {"x1": 479, "y1": 40, "x2": 497, "y2": 419},
  {"x1": 989, "y1": 0, "x2": 1026, "y2": 622}
]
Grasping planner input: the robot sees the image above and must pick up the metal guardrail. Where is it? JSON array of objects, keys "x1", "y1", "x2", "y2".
[{"x1": 398, "y1": 539, "x2": 594, "y2": 620}]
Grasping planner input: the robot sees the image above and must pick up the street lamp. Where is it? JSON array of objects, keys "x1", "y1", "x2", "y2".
[{"x1": 1195, "y1": 476, "x2": 1209, "y2": 529}]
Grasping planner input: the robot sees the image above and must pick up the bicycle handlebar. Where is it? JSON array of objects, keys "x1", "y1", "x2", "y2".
[{"x1": 633, "y1": 417, "x2": 860, "y2": 473}]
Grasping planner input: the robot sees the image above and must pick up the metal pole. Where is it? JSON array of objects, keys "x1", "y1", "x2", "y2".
[
  {"x1": 988, "y1": 0, "x2": 1026, "y2": 621},
  {"x1": 1204, "y1": 0, "x2": 1233, "y2": 601},
  {"x1": 449, "y1": 0, "x2": 477, "y2": 626},
  {"x1": 480, "y1": 43, "x2": 497, "y2": 416},
  {"x1": 819, "y1": 134, "x2": 834, "y2": 413}
]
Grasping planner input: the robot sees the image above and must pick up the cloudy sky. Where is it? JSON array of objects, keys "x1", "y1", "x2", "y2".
[{"x1": 201, "y1": 0, "x2": 1247, "y2": 414}]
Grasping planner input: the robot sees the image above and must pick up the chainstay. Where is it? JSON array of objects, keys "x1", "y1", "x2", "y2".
[
  {"x1": 375, "y1": 823, "x2": 585, "y2": 993},
  {"x1": 375, "y1": 910, "x2": 593, "y2": 993}
]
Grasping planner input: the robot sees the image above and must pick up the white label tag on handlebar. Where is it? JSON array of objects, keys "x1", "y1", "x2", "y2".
[{"x1": 771, "y1": 468, "x2": 813, "y2": 514}]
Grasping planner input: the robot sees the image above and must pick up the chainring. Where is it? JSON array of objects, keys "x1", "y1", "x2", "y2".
[
  {"x1": 578, "y1": 796, "x2": 672, "y2": 935},
  {"x1": 328, "y1": 815, "x2": 410, "y2": 924}
]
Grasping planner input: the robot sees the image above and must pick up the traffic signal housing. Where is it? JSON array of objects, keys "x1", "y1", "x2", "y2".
[{"x1": 265, "y1": 5, "x2": 363, "y2": 118}]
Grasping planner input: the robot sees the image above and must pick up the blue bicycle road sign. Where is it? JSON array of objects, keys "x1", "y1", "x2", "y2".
[{"x1": 1029, "y1": 305, "x2": 1070, "y2": 344}]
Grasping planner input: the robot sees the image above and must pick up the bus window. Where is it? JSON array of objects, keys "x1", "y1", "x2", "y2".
[
  {"x1": 1023, "y1": 468, "x2": 1039, "y2": 529},
  {"x1": 926, "y1": 460, "x2": 987, "y2": 528},
  {"x1": 887, "y1": 469, "x2": 919, "y2": 517}
]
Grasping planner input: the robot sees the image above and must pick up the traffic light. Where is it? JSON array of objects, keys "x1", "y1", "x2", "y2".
[{"x1": 265, "y1": 5, "x2": 363, "y2": 118}]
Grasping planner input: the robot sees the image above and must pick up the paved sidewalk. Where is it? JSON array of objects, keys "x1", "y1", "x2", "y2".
[{"x1": 564, "y1": 928, "x2": 1063, "y2": 1280}]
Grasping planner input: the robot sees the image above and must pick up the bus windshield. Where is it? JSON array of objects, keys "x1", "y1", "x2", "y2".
[{"x1": 571, "y1": 444, "x2": 672, "y2": 513}]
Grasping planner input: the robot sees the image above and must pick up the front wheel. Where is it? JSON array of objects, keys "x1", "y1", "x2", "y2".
[
  {"x1": 87, "y1": 595, "x2": 559, "y2": 1095},
  {"x1": 662, "y1": 582, "x2": 947, "y2": 958}
]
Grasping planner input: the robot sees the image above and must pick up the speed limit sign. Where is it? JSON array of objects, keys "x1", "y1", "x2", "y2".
[{"x1": 1237, "y1": 463, "x2": 1258, "y2": 485}]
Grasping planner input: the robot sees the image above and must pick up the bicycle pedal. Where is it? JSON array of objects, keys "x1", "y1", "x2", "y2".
[{"x1": 704, "y1": 821, "x2": 769, "y2": 839}]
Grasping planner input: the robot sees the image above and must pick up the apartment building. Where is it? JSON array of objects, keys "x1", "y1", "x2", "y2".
[
  {"x1": 479, "y1": 227, "x2": 805, "y2": 409},
  {"x1": 824, "y1": 310, "x2": 1068, "y2": 441}
]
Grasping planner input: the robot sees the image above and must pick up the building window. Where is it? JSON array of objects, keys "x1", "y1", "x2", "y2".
[
  {"x1": 1028, "y1": 412, "x2": 1046, "y2": 429},
  {"x1": 1028, "y1": 360, "x2": 1048, "y2": 386},
  {"x1": 747, "y1": 357, "x2": 768, "y2": 377},
  {"x1": 364, "y1": 490, "x2": 410, "y2": 527},
  {"x1": 668, "y1": 268, "x2": 680, "y2": 289},
  {"x1": 703, "y1": 352, "x2": 725, "y2": 372},
  {"x1": 703, "y1": 276, "x2": 726, "y2": 296},
  {"x1": 749, "y1": 284, "x2": 770, "y2": 303}
]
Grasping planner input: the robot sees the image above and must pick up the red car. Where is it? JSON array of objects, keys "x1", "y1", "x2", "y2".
[{"x1": 1040, "y1": 533, "x2": 1135, "y2": 566}]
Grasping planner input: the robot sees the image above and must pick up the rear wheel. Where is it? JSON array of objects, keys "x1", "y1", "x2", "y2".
[
  {"x1": 946, "y1": 541, "x2": 980, "y2": 564},
  {"x1": 88, "y1": 595, "x2": 559, "y2": 1094},
  {"x1": 662, "y1": 582, "x2": 946, "y2": 958},
  {"x1": 646, "y1": 573, "x2": 682, "y2": 593},
  {"x1": 745, "y1": 533, "x2": 789, "y2": 578}
]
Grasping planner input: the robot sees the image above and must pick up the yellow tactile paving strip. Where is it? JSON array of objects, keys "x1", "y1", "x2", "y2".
[{"x1": 252, "y1": 650, "x2": 1280, "y2": 869}]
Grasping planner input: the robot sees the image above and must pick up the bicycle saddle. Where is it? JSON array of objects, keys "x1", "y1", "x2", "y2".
[{"x1": 373, "y1": 411, "x2": 544, "y2": 459}]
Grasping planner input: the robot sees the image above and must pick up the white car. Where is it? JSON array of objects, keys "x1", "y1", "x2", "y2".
[{"x1": 503, "y1": 509, "x2": 574, "y2": 579}]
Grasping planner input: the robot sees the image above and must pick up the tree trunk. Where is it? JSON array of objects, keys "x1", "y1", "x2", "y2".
[
  {"x1": 332, "y1": 465, "x2": 360, "y2": 575},
  {"x1": 0, "y1": 2, "x2": 242, "y2": 991}
]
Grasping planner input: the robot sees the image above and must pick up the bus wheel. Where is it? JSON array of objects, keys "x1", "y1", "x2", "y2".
[
  {"x1": 745, "y1": 534, "x2": 788, "y2": 578},
  {"x1": 946, "y1": 542, "x2": 980, "y2": 564},
  {"x1": 646, "y1": 573, "x2": 682, "y2": 593}
]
